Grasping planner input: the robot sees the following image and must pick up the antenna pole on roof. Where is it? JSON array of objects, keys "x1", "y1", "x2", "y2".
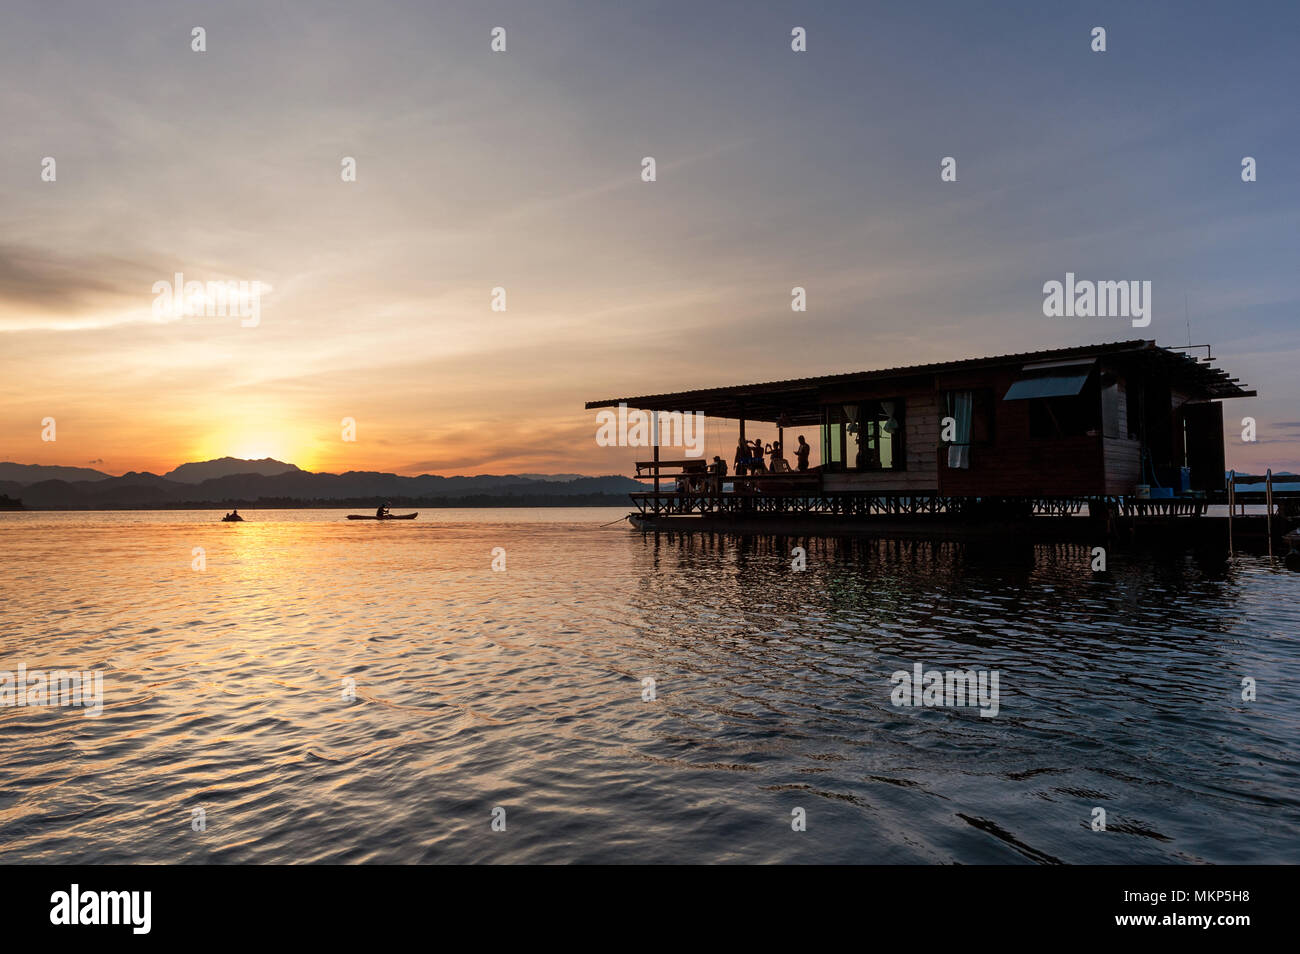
[{"x1": 1185, "y1": 293, "x2": 1192, "y2": 347}]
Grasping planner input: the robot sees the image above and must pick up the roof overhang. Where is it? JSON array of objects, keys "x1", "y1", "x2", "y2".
[{"x1": 584, "y1": 341, "x2": 1255, "y2": 421}]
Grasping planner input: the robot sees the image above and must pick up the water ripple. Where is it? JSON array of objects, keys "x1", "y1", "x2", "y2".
[{"x1": 0, "y1": 509, "x2": 1297, "y2": 863}]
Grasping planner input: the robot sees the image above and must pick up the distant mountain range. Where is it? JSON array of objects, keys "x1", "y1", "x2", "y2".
[
  {"x1": 0, "y1": 462, "x2": 114, "y2": 483},
  {"x1": 0, "y1": 458, "x2": 642, "y2": 510}
]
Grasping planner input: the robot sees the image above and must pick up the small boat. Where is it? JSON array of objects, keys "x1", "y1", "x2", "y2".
[
  {"x1": 347, "y1": 512, "x2": 418, "y2": 520},
  {"x1": 221, "y1": 514, "x2": 244, "y2": 522}
]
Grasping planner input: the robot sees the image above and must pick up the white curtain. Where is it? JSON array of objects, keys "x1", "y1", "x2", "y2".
[
  {"x1": 947, "y1": 391, "x2": 972, "y2": 469},
  {"x1": 880, "y1": 400, "x2": 898, "y2": 432},
  {"x1": 841, "y1": 404, "x2": 860, "y2": 465}
]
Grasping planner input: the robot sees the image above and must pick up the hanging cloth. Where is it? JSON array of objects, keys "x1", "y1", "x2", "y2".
[{"x1": 947, "y1": 391, "x2": 973, "y2": 469}]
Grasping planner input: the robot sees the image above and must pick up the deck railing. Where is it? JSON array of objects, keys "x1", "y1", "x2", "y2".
[
  {"x1": 1227, "y1": 469, "x2": 1287, "y2": 556},
  {"x1": 628, "y1": 462, "x2": 1300, "y2": 520},
  {"x1": 627, "y1": 489, "x2": 1205, "y2": 519}
]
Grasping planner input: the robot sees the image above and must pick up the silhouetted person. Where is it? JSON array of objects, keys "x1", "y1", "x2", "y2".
[
  {"x1": 734, "y1": 439, "x2": 749, "y2": 478},
  {"x1": 708, "y1": 455, "x2": 727, "y2": 493},
  {"x1": 796, "y1": 436, "x2": 811, "y2": 472},
  {"x1": 681, "y1": 460, "x2": 706, "y2": 494},
  {"x1": 377, "y1": 502, "x2": 391, "y2": 518}
]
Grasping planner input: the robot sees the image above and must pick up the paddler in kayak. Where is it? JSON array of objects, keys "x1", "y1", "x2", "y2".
[{"x1": 376, "y1": 502, "x2": 391, "y2": 519}]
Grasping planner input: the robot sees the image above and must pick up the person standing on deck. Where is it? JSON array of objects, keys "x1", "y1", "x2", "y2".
[
  {"x1": 769, "y1": 440, "x2": 785, "y2": 472},
  {"x1": 708, "y1": 455, "x2": 727, "y2": 494},
  {"x1": 734, "y1": 439, "x2": 749, "y2": 478},
  {"x1": 796, "y1": 435, "x2": 811, "y2": 472}
]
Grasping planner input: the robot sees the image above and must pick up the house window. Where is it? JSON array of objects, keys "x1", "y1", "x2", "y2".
[
  {"x1": 942, "y1": 390, "x2": 994, "y2": 443},
  {"x1": 1004, "y1": 362, "x2": 1098, "y2": 441},
  {"x1": 821, "y1": 401, "x2": 906, "y2": 472},
  {"x1": 820, "y1": 409, "x2": 845, "y2": 471},
  {"x1": 1126, "y1": 380, "x2": 1143, "y2": 439},
  {"x1": 1028, "y1": 396, "x2": 1094, "y2": 439},
  {"x1": 848, "y1": 399, "x2": 905, "y2": 471},
  {"x1": 1101, "y1": 375, "x2": 1125, "y2": 439},
  {"x1": 942, "y1": 389, "x2": 993, "y2": 469},
  {"x1": 970, "y1": 389, "x2": 994, "y2": 443}
]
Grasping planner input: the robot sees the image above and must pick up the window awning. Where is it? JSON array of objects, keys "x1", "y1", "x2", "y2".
[{"x1": 1003, "y1": 362, "x2": 1093, "y2": 400}]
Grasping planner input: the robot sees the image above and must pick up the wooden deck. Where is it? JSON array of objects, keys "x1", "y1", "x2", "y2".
[
  {"x1": 623, "y1": 460, "x2": 1299, "y2": 547},
  {"x1": 629, "y1": 489, "x2": 1206, "y2": 519}
]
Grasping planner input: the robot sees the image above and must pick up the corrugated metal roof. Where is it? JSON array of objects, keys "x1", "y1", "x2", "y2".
[
  {"x1": 585, "y1": 340, "x2": 1254, "y2": 419},
  {"x1": 586, "y1": 341, "x2": 1151, "y2": 408}
]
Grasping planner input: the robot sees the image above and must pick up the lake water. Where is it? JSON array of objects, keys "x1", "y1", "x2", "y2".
[{"x1": 0, "y1": 508, "x2": 1297, "y2": 864}]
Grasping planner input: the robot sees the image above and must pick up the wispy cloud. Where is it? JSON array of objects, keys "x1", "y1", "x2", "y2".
[{"x1": 1, "y1": 0, "x2": 1297, "y2": 474}]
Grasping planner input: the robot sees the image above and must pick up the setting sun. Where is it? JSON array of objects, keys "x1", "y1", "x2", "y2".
[{"x1": 193, "y1": 432, "x2": 304, "y2": 470}]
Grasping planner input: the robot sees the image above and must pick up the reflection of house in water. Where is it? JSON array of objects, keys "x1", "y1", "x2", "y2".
[{"x1": 586, "y1": 340, "x2": 1280, "y2": 539}]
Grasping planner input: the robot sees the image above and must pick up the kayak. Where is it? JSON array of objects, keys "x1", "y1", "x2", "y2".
[{"x1": 347, "y1": 513, "x2": 418, "y2": 520}]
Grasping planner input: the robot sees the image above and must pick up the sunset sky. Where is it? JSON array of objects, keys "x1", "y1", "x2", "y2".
[{"x1": 2, "y1": 0, "x2": 1297, "y2": 476}]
